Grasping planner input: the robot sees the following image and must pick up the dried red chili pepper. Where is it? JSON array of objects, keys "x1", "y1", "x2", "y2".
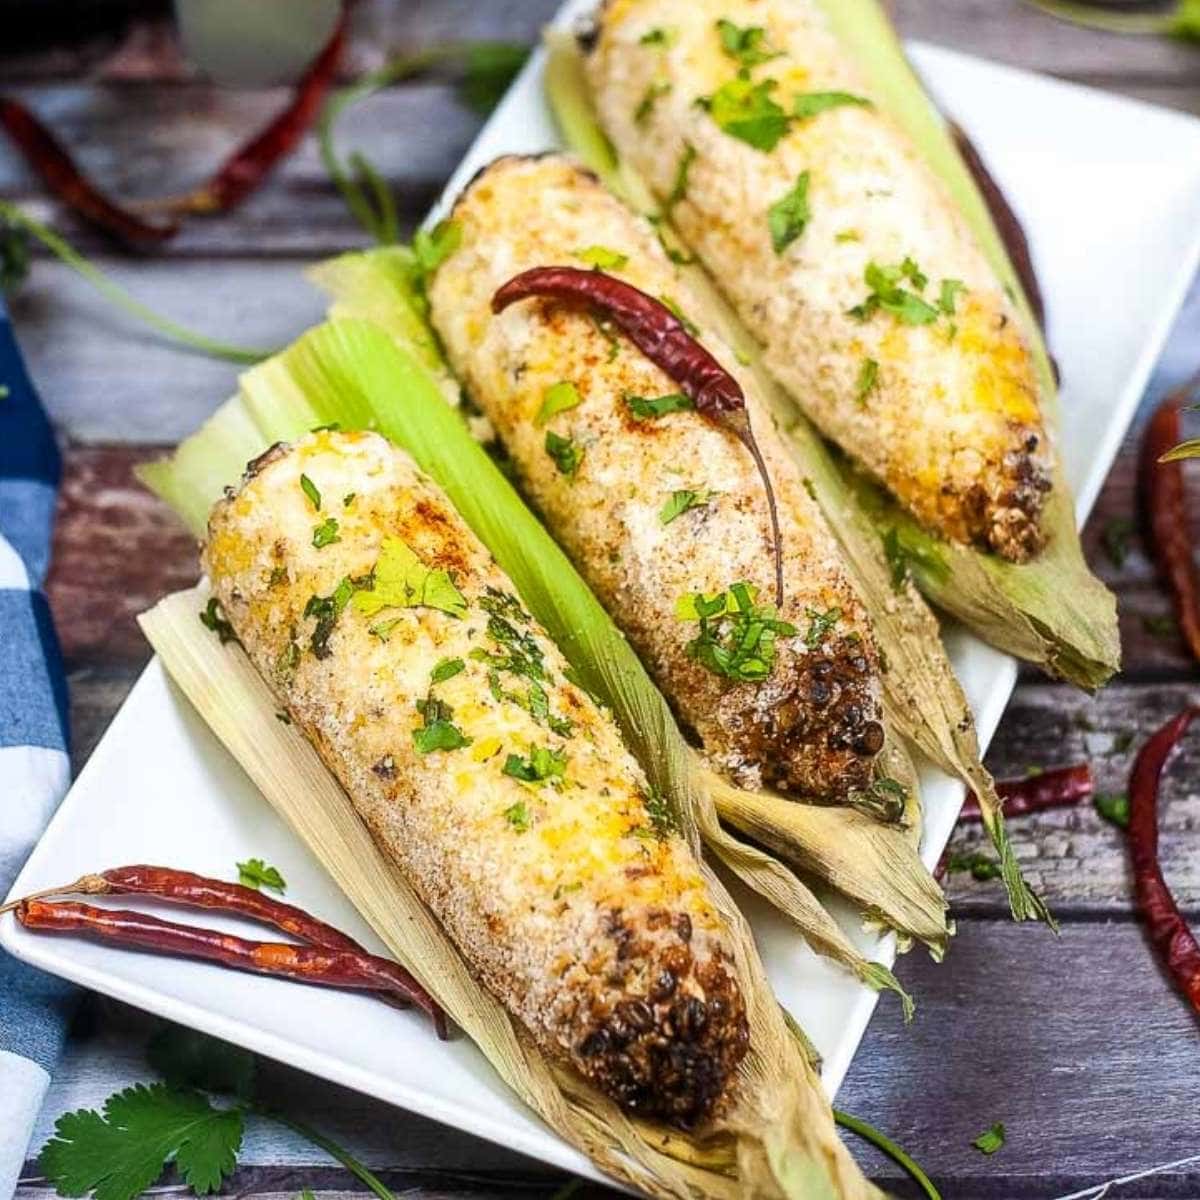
[
  {"x1": 17, "y1": 896, "x2": 447, "y2": 1038},
  {"x1": 960, "y1": 763, "x2": 1093, "y2": 821},
  {"x1": 1127, "y1": 707, "x2": 1200, "y2": 1017},
  {"x1": 157, "y1": 16, "x2": 347, "y2": 217},
  {"x1": 0, "y1": 97, "x2": 177, "y2": 247},
  {"x1": 1140, "y1": 389, "x2": 1200, "y2": 664},
  {"x1": 492, "y1": 266, "x2": 785, "y2": 603}
]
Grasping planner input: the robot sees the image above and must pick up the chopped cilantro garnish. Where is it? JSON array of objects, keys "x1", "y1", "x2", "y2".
[
  {"x1": 834, "y1": 228, "x2": 861, "y2": 243},
  {"x1": 659, "y1": 489, "x2": 710, "y2": 525},
  {"x1": 657, "y1": 294, "x2": 699, "y2": 336},
  {"x1": 536, "y1": 379, "x2": 582, "y2": 425},
  {"x1": 715, "y1": 18, "x2": 781, "y2": 68},
  {"x1": 855, "y1": 357, "x2": 879, "y2": 404},
  {"x1": 545, "y1": 430, "x2": 583, "y2": 477},
  {"x1": 299, "y1": 473, "x2": 321, "y2": 510},
  {"x1": 503, "y1": 799, "x2": 531, "y2": 832},
  {"x1": 1094, "y1": 791, "x2": 1130, "y2": 828},
  {"x1": 430, "y1": 656, "x2": 465, "y2": 684},
  {"x1": 413, "y1": 695, "x2": 471, "y2": 754},
  {"x1": 199, "y1": 597, "x2": 239, "y2": 646},
  {"x1": 576, "y1": 245, "x2": 629, "y2": 270},
  {"x1": 803, "y1": 606, "x2": 842, "y2": 648},
  {"x1": 665, "y1": 142, "x2": 697, "y2": 212},
  {"x1": 792, "y1": 91, "x2": 872, "y2": 120},
  {"x1": 972, "y1": 1123, "x2": 1006, "y2": 1156},
  {"x1": 235, "y1": 858, "x2": 286, "y2": 894},
  {"x1": 634, "y1": 80, "x2": 672, "y2": 125},
  {"x1": 311, "y1": 516, "x2": 340, "y2": 548},
  {"x1": 639, "y1": 26, "x2": 673, "y2": 46},
  {"x1": 352, "y1": 537, "x2": 467, "y2": 619},
  {"x1": 342, "y1": 492, "x2": 356, "y2": 507},
  {"x1": 625, "y1": 391, "x2": 694, "y2": 419},
  {"x1": 705, "y1": 76, "x2": 790, "y2": 152},
  {"x1": 767, "y1": 170, "x2": 811, "y2": 254},
  {"x1": 854, "y1": 777, "x2": 908, "y2": 821},
  {"x1": 479, "y1": 586, "x2": 532, "y2": 625},
  {"x1": 310, "y1": 422, "x2": 340, "y2": 433},
  {"x1": 939, "y1": 278, "x2": 966, "y2": 315},
  {"x1": 503, "y1": 745, "x2": 568, "y2": 785},
  {"x1": 412, "y1": 218, "x2": 462, "y2": 277},
  {"x1": 849, "y1": 258, "x2": 939, "y2": 325},
  {"x1": 304, "y1": 574, "x2": 364, "y2": 658},
  {"x1": 678, "y1": 582, "x2": 796, "y2": 682}
]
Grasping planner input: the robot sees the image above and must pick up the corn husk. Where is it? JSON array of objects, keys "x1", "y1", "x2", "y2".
[
  {"x1": 541, "y1": 28, "x2": 1042, "y2": 925},
  {"x1": 140, "y1": 584, "x2": 879, "y2": 1199}
]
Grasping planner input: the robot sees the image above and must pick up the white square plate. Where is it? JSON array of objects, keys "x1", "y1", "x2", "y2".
[{"x1": 6, "y1": 8, "x2": 1200, "y2": 1190}]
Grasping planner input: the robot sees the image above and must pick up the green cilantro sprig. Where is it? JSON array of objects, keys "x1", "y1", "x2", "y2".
[
  {"x1": 235, "y1": 858, "x2": 287, "y2": 893},
  {"x1": 625, "y1": 392, "x2": 694, "y2": 419},
  {"x1": 545, "y1": 430, "x2": 583, "y2": 477},
  {"x1": 715, "y1": 19, "x2": 782, "y2": 68},
  {"x1": 678, "y1": 582, "x2": 796, "y2": 682},
  {"x1": 849, "y1": 258, "x2": 966, "y2": 330},
  {"x1": 767, "y1": 170, "x2": 811, "y2": 254}
]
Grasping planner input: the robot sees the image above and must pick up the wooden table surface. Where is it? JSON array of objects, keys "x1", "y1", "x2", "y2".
[{"x1": 4, "y1": 3, "x2": 1200, "y2": 1197}]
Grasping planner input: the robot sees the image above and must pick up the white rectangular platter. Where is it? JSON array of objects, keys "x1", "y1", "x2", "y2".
[{"x1": 6, "y1": 6, "x2": 1200, "y2": 1189}]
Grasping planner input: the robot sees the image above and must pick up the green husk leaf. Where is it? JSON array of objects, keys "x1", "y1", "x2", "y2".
[
  {"x1": 140, "y1": 320, "x2": 885, "y2": 1198},
  {"x1": 544, "y1": 28, "x2": 1054, "y2": 927}
]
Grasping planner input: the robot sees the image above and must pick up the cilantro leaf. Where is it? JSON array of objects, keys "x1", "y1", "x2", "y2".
[
  {"x1": 503, "y1": 745, "x2": 568, "y2": 785},
  {"x1": 198, "y1": 598, "x2": 239, "y2": 647},
  {"x1": 503, "y1": 798, "x2": 531, "y2": 831},
  {"x1": 304, "y1": 574, "x2": 365, "y2": 658},
  {"x1": 575, "y1": 245, "x2": 628, "y2": 270},
  {"x1": 803, "y1": 606, "x2": 842, "y2": 649},
  {"x1": 660, "y1": 489, "x2": 707, "y2": 525},
  {"x1": 40, "y1": 1083, "x2": 243, "y2": 1200},
  {"x1": 311, "y1": 516, "x2": 340, "y2": 548},
  {"x1": 767, "y1": 170, "x2": 811, "y2": 254},
  {"x1": 235, "y1": 858, "x2": 287, "y2": 894},
  {"x1": 146, "y1": 1025, "x2": 256, "y2": 1100},
  {"x1": 715, "y1": 18, "x2": 781, "y2": 68},
  {"x1": 792, "y1": 91, "x2": 871, "y2": 120},
  {"x1": 412, "y1": 695, "x2": 471, "y2": 754},
  {"x1": 855, "y1": 357, "x2": 879, "y2": 405},
  {"x1": 678, "y1": 582, "x2": 797, "y2": 682},
  {"x1": 545, "y1": 430, "x2": 583, "y2": 477},
  {"x1": 634, "y1": 80, "x2": 672, "y2": 125},
  {"x1": 972, "y1": 1122, "x2": 1006, "y2": 1155},
  {"x1": 299, "y1": 473, "x2": 321, "y2": 510},
  {"x1": 459, "y1": 42, "x2": 529, "y2": 114},
  {"x1": 639, "y1": 27, "x2": 673, "y2": 46},
  {"x1": 625, "y1": 392, "x2": 694, "y2": 419},
  {"x1": 352, "y1": 537, "x2": 467, "y2": 619},
  {"x1": 430, "y1": 656, "x2": 465, "y2": 684},
  {"x1": 1094, "y1": 791, "x2": 1130, "y2": 828},
  {"x1": 536, "y1": 380, "x2": 582, "y2": 425},
  {"x1": 706, "y1": 76, "x2": 790, "y2": 151},
  {"x1": 849, "y1": 259, "x2": 939, "y2": 326},
  {"x1": 939, "y1": 278, "x2": 966, "y2": 315}
]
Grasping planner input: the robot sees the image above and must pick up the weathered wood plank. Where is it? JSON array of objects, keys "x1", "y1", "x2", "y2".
[{"x1": 17, "y1": 919, "x2": 1200, "y2": 1198}]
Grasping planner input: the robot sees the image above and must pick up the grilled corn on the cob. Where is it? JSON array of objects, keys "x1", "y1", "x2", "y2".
[
  {"x1": 584, "y1": 0, "x2": 1053, "y2": 561},
  {"x1": 428, "y1": 154, "x2": 885, "y2": 800},
  {"x1": 203, "y1": 429, "x2": 749, "y2": 1124}
]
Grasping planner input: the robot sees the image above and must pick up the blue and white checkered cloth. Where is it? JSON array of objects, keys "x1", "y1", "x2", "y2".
[{"x1": 0, "y1": 295, "x2": 75, "y2": 1198}]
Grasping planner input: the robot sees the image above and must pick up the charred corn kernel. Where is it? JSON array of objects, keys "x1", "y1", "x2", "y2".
[
  {"x1": 585, "y1": 0, "x2": 1053, "y2": 561},
  {"x1": 203, "y1": 429, "x2": 747, "y2": 1125},
  {"x1": 429, "y1": 154, "x2": 885, "y2": 800}
]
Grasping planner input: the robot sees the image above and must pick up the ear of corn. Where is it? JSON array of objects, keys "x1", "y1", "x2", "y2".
[
  {"x1": 542, "y1": 28, "x2": 1050, "y2": 926},
  {"x1": 550, "y1": 1, "x2": 1117, "y2": 689}
]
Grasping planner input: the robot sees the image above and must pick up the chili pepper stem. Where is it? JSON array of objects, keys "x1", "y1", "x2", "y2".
[
  {"x1": 0, "y1": 873, "x2": 110, "y2": 916},
  {"x1": 727, "y1": 408, "x2": 785, "y2": 607}
]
